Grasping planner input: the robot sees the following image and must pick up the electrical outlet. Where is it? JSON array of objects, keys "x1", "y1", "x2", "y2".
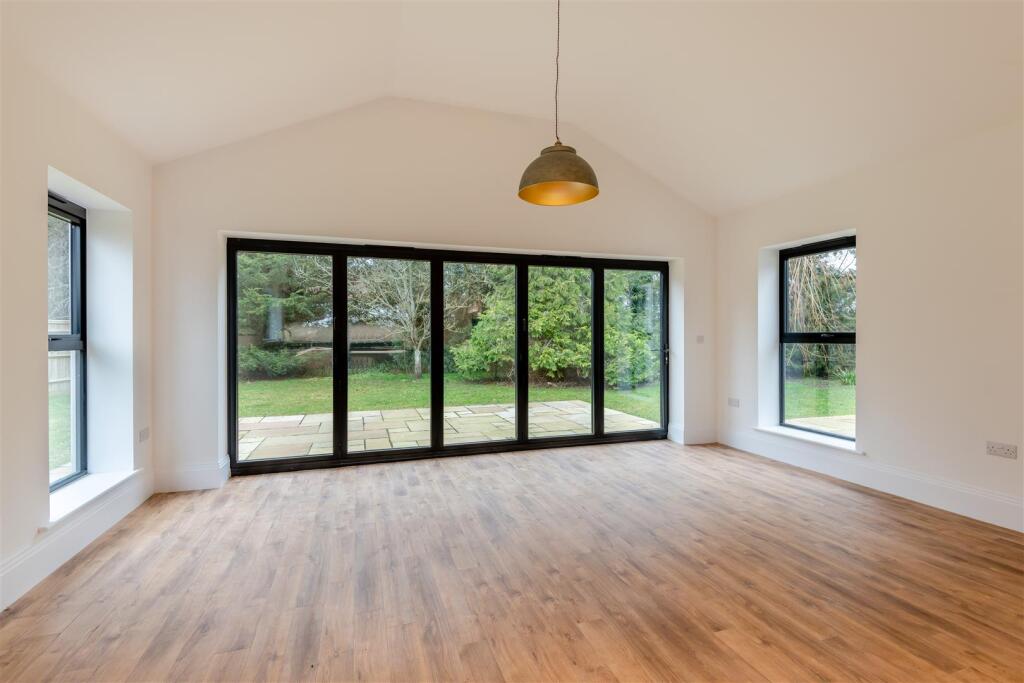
[
  {"x1": 139, "y1": 427, "x2": 151, "y2": 443},
  {"x1": 986, "y1": 441, "x2": 1017, "y2": 459},
  {"x1": 696, "y1": 335, "x2": 705, "y2": 344},
  {"x1": 728, "y1": 398, "x2": 740, "y2": 408}
]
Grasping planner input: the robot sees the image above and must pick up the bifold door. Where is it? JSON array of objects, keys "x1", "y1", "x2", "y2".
[{"x1": 228, "y1": 240, "x2": 668, "y2": 475}]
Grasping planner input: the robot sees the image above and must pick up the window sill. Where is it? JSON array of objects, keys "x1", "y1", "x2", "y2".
[
  {"x1": 754, "y1": 425, "x2": 864, "y2": 455},
  {"x1": 47, "y1": 469, "x2": 140, "y2": 527}
]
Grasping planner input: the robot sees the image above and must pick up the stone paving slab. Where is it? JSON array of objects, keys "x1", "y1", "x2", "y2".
[
  {"x1": 787, "y1": 414, "x2": 856, "y2": 439},
  {"x1": 238, "y1": 401, "x2": 659, "y2": 461}
]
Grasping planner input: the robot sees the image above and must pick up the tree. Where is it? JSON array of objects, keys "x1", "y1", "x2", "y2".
[
  {"x1": 452, "y1": 268, "x2": 662, "y2": 387},
  {"x1": 784, "y1": 248, "x2": 857, "y2": 380},
  {"x1": 603, "y1": 270, "x2": 660, "y2": 388},
  {"x1": 347, "y1": 259, "x2": 501, "y2": 379},
  {"x1": 449, "y1": 269, "x2": 517, "y2": 381},
  {"x1": 347, "y1": 258, "x2": 431, "y2": 378},
  {"x1": 237, "y1": 253, "x2": 333, "y2": 340},
  {"x1": 237, "y1": 253, "x2": 665, "y2": 386},
  {"x1": 239, "y1": 254, "x2": 504, "y2": 381},
  {"x1": 47, "y1": 216, "x2": 72, "y2": 328},
  {"x1": 785, "y1": 248, "x2": 856, "y2": 332},
  {"x1": 526, "y1": 267, "x2": 593, "y2": 381}
]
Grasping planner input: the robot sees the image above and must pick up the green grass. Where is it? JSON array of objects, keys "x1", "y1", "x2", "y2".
[
  {"x1": 48, "y1": 392, "x2": 72, "y2": 472},
  {"x1": 238, "y1": 372, "x2": 662, "y2": 423},
  {"x1": 783, "y1": 378, "x2": 855, "y2": 419}
]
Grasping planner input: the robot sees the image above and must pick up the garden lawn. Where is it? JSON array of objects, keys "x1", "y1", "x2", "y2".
[
  {"x1": 238, "y1": 372, "x2": 663, "y2": 423},
  {"x1": 49, "y1": 392, "x2": 72, "y2": 472},
  {"x1": 783, "y1": 378, "x2": 855, "y2": 419}
]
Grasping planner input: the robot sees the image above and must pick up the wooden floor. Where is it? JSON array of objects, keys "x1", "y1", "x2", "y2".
[{"x1": 2, "y1": 442, "x2": 1022, "y2": 682}]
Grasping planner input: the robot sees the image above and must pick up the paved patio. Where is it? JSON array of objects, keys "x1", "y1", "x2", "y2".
[
  {"x1": 238, "y1": 400, "x2": 659, "y2": 461},
  {"x1": 49, "y1": 464, "x2": 73, "y2": 484},
  {"x1": 787, "y1": 414, "x2": 856, "y2": 439}
]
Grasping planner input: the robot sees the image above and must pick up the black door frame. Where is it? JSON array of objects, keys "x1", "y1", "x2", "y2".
[{"x1": 227, "y1": 237, "x2": 670, "y2": 476}]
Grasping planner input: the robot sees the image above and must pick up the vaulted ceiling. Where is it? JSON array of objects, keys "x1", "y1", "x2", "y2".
[{"x1": 5, "y1": 1, "x2": 1021, "y2": 213}]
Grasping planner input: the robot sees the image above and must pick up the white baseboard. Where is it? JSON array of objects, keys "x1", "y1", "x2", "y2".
[
  {"x1": 720, "y1": 428, "x2": 1024, "y2": 532},
  {"x1": 683, "y1": 428, "x2": 717, "y2": 445},
  {"x1": 667, "y1": 423, "x2": 685, "y2": 443},
  {"x1": 156, "y1": 456, "x2": 229, "y2": 493},
  {"x1": 668, "y1": 423, "x2": 717, "y2": 445},
  {"x1": 0, "y1": 471, "x2": 151, "y2": 609}
]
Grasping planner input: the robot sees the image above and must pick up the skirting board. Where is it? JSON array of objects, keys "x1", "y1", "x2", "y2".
[
  {"x1": 156, "y1": 456, "x2": 230, "y2": 493},
  {"x1": 721, "y1": 428, "x2": 1024, "y2": 532},
  {"x1": 0, "y1": 471, "x2": 151, "y2": 609},
  {"x1": 668, "y1": 424, "x2": 685, "y2": 443},
  {"x1": 668, "y1": 424, "x2": 717, "y2": 445}
]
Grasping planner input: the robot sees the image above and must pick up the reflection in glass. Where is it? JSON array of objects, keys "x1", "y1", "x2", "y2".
[
  {"x1": 785, "y1": 247, "x2": 856, "y2": 333},
  {"x1": 347, "y1": 257, "x2": 431, "y2": 452},
  {"x1": 444, "y1": 263, "x2": 516, "y2": 445},
  {"x1": 235, "y1": 252, "x2": 334, "y2": 461},
  {"x1": 47, "y1": 215, "x2": 72, "y2": 335},
  {"x1": 604, "y1": 270, "x2": 663, "y2": 432},
  {"x1": 782, "y1": 343, "x2": 856, "y2": 439},
  {"x1": 528, "y1": 266, "x2": 593, "y2": 437}
]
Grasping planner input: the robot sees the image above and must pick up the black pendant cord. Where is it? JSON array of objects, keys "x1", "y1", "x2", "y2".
[{"x1": 554, "y1": 0, "x2": 561, "y2": 144}]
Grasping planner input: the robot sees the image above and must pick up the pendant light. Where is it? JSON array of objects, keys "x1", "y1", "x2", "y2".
[{"x1": 518, "y1": 0, "x2": 599, "y2": 206}]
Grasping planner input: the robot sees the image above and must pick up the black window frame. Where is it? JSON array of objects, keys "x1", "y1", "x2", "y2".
[
  {"x1": 47, "y1": 194, "x2": 88, "y2": 490},
  {"x1": 227, "y1": 238, "x2": 669, "y2": 476},
  {"x1": 779, "y1": 235, "x2": 856, "y2": 441}
]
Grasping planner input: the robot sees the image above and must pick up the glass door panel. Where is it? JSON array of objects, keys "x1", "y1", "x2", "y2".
[
  {"x1": 347, "y1": 257, "x2": 431, "y2": 452},
  {"x1": 527, "y1": 266, "x2": 594, "y2": 438},
  {"x1": 235, "y1": 252, "x2": 334, "y2": 461},
  {"x1": 604, "y1": 270, "x2": 664, "y2": 432},
  {"x1": 442, "y1": 262, "x2": 516, "y2": 445}
]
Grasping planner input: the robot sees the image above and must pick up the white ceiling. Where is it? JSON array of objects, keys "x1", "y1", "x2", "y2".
[{"x1": 5, "y1": 1, "x2": 1022, "y2": 214}]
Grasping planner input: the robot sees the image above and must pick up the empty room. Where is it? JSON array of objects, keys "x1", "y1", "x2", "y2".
[{"x1": 1, "y1": 1, "x2": 1022, "y2": 681}]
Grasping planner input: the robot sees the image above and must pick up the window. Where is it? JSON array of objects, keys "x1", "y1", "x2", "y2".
[
  {"x1": 780, "y1": 236, "x2": 856, "y2": 440},
  {"x1": 228, "y1": 239, "x2": 669, "y2": 475},
  {"x1": 47, "y1": 195, "x2": 87, "y2": 489}
]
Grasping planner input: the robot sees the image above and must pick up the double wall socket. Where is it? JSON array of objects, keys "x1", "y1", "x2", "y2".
[{"x1": 986, "y1": 441, "x2": 1018, "y2": 459}]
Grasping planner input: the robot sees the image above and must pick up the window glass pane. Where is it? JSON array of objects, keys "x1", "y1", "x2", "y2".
[
  {"x1": 528, "y1": 266, "x2": 593, "y2": 437},
  {"x1": 443, "y1": 263, "x2": 516, "y2": 445},
  {"x1": 347, "y1": 257, "x2": 431, "y2": 452},
  {"x1": 47, "y1": 215, "x2": 72, "y2": 335},
  {"x1": 604, "y1": 270, "x2": 663, "y2": 432},
  {"x1": 48, "y1": 350, "x2": 80, "y2": 483},
  {"x1": 236, "y1": 252, "x2": 334, "y2": 461},
  {"x1": 785, "y1": 247, "x2": 856, "y2": 333},
  {"x1": 782, "y1": 342, "x2": 856, "y2": 439}
]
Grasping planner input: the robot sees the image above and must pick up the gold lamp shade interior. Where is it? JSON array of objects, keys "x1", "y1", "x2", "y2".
[{"x1": 518, "y1": 143, "x2": 599, "y2": 206}]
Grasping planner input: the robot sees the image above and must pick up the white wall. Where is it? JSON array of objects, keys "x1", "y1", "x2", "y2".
[
  {"x1": 717, "y1": 119, "x2": 1024, "y2": 530},
  {"x1": 0, "y1": 45, "x2": 153, "y2": 607},
  {"x1": 85, "y1": 209, "x2": 135, "y2": 473},
  {"x1": 151, "y1": 97, "x2": 717, "y2": 489}
]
